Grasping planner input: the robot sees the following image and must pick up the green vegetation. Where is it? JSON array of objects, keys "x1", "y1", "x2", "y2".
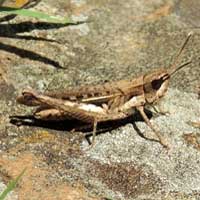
[
  {"x1": 0, "y1": 168, "x2": 26, "y2": 200},
  {"x1": 0, "y1": 6, "x2": 72, "y2": 23},
  {"x1": 0, "y1": 0, "x2": 73, "y2": 24}
]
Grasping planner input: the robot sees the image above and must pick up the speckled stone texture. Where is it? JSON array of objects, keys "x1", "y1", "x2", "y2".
[{"x1": 0, "y1": 0, "x2": 200, "y2": 199}]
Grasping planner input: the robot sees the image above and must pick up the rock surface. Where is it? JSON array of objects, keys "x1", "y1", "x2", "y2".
[{"x1": 0, "y1": 0, "x2": 200, "y2": 199}]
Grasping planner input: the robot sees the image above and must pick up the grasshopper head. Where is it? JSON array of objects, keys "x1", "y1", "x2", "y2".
[
  {"x1": 144, "y1": 32, "x2": 193, "y2": 104},
  {"x1": 143, "y1": 69, "x2": 170, "y2": 103}
]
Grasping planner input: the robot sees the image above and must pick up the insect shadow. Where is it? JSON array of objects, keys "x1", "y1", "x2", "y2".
[{"x1": 10, "y1": 108, "x2": 154, "y2": 141}]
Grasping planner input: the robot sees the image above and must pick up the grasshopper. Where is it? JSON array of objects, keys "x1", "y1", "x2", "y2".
[{"x1": 16, "y1": 33, "x2": 192, "y2": 148}]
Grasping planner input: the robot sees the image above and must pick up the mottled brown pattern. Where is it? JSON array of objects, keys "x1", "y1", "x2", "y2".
[
  {"x1": 87, "y1": 160, "x2": 162, "y2": 198},
  {"x1": 16, "y1": 34, "x2": 192, "y2": 149},
  {"x1": 45, "y1": 76, "x2": 144, "y2": 107}
]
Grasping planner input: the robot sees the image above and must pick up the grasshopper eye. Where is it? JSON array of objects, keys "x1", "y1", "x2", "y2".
[{"x1": 151, "y1": 79, "x2": 163, "y2": 90}]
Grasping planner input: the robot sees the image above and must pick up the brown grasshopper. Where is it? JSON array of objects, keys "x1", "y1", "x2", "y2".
[{"x1": 16, "y1": 33, "x2": 193, "y2": 148}]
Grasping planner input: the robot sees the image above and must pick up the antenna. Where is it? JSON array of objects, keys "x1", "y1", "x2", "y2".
[{"x1": 168, "y1": 32, "x2": 193, "y2": 75}]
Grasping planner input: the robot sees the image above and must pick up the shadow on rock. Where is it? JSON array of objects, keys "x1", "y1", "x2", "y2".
[{"x1": 10, "y1": 109, "x2": 153, "y2": 140}]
